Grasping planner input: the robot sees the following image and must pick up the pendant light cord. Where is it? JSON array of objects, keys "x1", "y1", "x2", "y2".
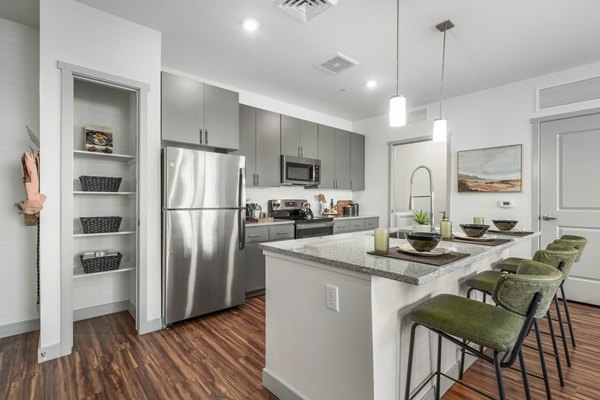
[
  {"x1": 439, "y1": 27, "x2": 447, "y2": 118},
  {"x1": 396, "y1": 0, "x2": 399, "y2": 96}
]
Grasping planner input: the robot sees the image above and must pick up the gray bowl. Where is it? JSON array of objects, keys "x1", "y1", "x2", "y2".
[
  {"x1": 492, "y1": 220, "x2": 518, "y2": 231},
  {"x1": 406, "y1": 232, "x2": 442, "y2": 252},
  {"x1": 459, "y1": 224, "x2": 490, "y2": 238}
]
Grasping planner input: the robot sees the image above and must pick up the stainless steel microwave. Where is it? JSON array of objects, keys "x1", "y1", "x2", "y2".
[{"x1": 281, "y1": 155, "x2": 321, "y2": 186}]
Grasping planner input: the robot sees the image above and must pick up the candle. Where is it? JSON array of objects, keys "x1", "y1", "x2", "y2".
[
  {"x1": 374, "y1": 228, "x2": 389, "y2": 254},
  {"x1": 473, "y1": 217, "x2": 485, "y2": 225}
]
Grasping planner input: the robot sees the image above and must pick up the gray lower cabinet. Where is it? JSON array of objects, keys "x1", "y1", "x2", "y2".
[
  {"x1": 161, "y1": 71, "x2": 239, "y2": 149},
  {"x1": 245, "y1": 224, "x2": 294, "y2": 293},
  {"x1": 333, "y1": 217, "x2": 379, "y2": 235},
  {"x1": 236, "y1": 106, "x2": 280, "y2": 187},
  {"x1": 318, "y1": 125, "x2": 336, "y2": 189},
  {"x1": 350, "y1": 132, "x2": 365, "y2": 191}
]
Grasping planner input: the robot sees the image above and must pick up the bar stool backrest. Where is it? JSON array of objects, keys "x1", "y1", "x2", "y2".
[
  {"x1": 554, "y1": 235, "x2": 588, "y2": 263},
  {"x1": 534, "y1": 244, "x2": 579, "y2": 280},
  {"x1": 492, "y1": 260, "x2": 563, "y2": 319}
]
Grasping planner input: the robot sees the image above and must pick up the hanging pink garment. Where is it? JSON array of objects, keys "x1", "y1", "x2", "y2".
[{"x1": 21, "y1": 151, "x2": 46, "y2": 214}]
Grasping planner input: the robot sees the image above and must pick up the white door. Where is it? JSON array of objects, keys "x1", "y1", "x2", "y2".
[{"x1": 540, "y1": 111, "x2": 600, "y2": 305}]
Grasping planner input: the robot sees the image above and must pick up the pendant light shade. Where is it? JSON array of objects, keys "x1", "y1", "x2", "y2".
[
  {"x1": 389, "y1": 95, "x2": 406, "y2": 127},
  {"x1": 389, "y1": 0, "x2": 406, "y2": 127},
  {"x1": 433, "y1": 20, "x2": 454, "y2": 142},
  {"x1": 432, "y1": 118, "x2": 447, "y2": 142}
]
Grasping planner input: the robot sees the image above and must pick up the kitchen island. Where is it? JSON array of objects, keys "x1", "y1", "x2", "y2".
[{"x1": 259, "y1": 231, "x2": 538, "y2": 400}]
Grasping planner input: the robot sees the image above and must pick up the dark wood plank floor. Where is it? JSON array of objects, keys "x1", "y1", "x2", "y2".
[{"x1": 1, "y1": 296, "x2": 598, "y2": 399}]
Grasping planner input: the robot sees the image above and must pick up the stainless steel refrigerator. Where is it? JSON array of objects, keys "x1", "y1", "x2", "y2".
[{"x1": 162, "y1": 147, "x2": 246, "y2": 325}]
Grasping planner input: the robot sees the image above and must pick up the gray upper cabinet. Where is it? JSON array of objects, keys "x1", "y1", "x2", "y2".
[
  {"x1": 281, "y1": 115, "x2": 301, "y2": 157},
  {"x1": 300, "y1": 120, "x2": 319, "y2": 159},
  {"x1": 237, "y1": 104, "x2": 256, "y2": 184},
  {"x1": 335, "y1": 129, "x2": 351, "y2": 190},
  {"x1": 318, "y1": 125, "x2": 336, "y2": 189},
  {"x1": 161, "y1": 71, "x2": 239, "y2": 150},
  {"x1": 350, "y1": 132, "x2": 365, "y2": 191},
  {"x1": 281, "y1": 116, "x2": 319, "y2": 159},
  {"x1": 161, "y1": 72, "x2": 203, "y2": 144},
  {"x1": 236, "y1": 105, "x2": 280, "y2": 187},
  {"x1": 203, "y1": 84, "x2": 239, "y2": 149},
  {"x1": 255, "y1": 109, "x2": 281, "y2": 187}
]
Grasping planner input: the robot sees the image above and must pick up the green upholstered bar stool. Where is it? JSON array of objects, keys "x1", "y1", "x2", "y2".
[
  {"x1": 497, "y1": 235, "x2": 587, "y2": 362},
  {"x1": 404, "y1": 261, "x2": 563, "y2": 400},
  {"x1": 463, "y1": 245, "x2": 578, "y2": 389}
]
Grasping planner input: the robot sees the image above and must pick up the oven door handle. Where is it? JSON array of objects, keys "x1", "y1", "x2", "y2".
[{"x1": 295, "y1": 222, "x2": 334, "y2": 230}]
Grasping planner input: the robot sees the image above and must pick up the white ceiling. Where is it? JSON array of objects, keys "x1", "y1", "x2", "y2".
[
  {"x1": 0, "y1": 0, "x2": 39, "y2": 28},
  {"x1": 38, "y1": 1, "x2": 600, "y2": 120}
]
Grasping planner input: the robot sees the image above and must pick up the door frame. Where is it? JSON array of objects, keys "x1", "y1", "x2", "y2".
[
  {"x1": 387, "y1": 135, "x2": 452, "y2": 228},
  {"x1": 530, "y1": 107, "x2": 600, "y2": 249}
]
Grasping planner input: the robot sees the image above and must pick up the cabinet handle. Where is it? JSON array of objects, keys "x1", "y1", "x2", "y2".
[
  {"x1": 199, "y1": 129, "x2": 203, "y2": 144},
  {"x1": 301, "y1": 147, "x2": 303, "y2": 157},
  {"x1": 298, "y1": 146, "x2": 301, "y2": 157},
  {"x1": 257, "y1": 174, "x2": 259, "y2": 186},
  {"x1": 276, "y1": 232, "x2": 288, "y2": 235},
  {"x1": 351, "y1": 180, "x2": 353, "y2": 190},
  {"x1": 248, "y1": 234, "x2": 262, "y2": 238},
  {"x1": 205, "y1": 130, "x2": 208, "y2": 144}
]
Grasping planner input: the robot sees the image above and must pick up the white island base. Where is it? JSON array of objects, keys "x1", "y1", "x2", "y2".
[{"x1": 260, "y1": 234, "x2": 534, "y2": 400}]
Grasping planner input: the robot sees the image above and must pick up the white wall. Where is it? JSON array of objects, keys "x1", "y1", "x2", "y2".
[
  {"x1": 353, "y1": 60, "x2": 600, "y2": 255},
  {"x1": 0, "y1": 18, "x2": 40, "y2": 336},
  {"x1": 39, "y1": 0, "x2": 161, "y2": 358}
]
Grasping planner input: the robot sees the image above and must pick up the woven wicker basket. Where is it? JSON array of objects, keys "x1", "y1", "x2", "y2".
[
  {"x1": 23, "y1": 214, "x2": 39, "y2": 226},
  {"x1": 80, "y1": 252, "x2": 123, "y2": 273},
  {"x1": 79, "y1": 176, "x2": 122, "y2": 192},
  {"x1": 79, "y1": 216, "x2": 122, "y2": 234}
]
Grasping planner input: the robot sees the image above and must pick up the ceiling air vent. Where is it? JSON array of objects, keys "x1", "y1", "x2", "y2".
[
  {"x1": 537, "y1": 76, "x2": 600, "y2": 111},
  {"x1": 315, "y1": 53, "x2": 358, "y2": 74},
  {"x1": 278, "y1": 0, "x2": 338, "y2": 23}
]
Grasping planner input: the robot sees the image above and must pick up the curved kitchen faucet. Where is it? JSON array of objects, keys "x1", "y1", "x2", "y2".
[{"x1": 408, "y1": 165, "x2": 435, "y2": 232}]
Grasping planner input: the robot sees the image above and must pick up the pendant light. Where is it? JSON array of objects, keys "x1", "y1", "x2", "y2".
[
  {"x1": 389, "y1": 0, "x2": 406, "y2": 127},
  {"x1": 432, "y1": 20, "x2": 454, "y2": 142}
]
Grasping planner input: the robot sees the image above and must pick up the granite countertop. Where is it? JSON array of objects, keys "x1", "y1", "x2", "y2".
[
  {"x1": 259, "y1": 232, "x2": 539, "y2": 285},
  {"x1": 245, "y1": 220, "x2": 295, "y2": 227}
]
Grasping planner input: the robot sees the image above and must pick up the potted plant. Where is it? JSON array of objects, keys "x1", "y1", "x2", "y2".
[
  {"x1": 14, "y1": 202, "x2": 39, "y2": 227},
  {"x1": 412, "y1": 210, "x2": 430, "y2": 232}
]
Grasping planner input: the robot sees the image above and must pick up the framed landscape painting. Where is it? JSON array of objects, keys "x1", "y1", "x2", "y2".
[{"x1": 457, "y1": 144, "x2": 522, "y2": 192}]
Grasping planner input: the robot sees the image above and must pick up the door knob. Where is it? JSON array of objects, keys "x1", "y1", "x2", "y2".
[{"x1": 542, "y1": 215, "x2": 557, "y2": 221}]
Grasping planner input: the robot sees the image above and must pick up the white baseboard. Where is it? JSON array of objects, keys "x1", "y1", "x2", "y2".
[
  {"x1": 262, "y1": 368, "x2": 308, "y2": 400},
  {"x1": 73, "y1": 300, "x2": 130, "y2": 322},
  {"x1": 0, "y1": 317, "x2": 40, "y2": 339}
]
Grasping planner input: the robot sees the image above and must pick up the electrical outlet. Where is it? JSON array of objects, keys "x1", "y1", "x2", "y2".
[{"x1": 326, "y1": 284, "x2": 339, "y2": 312}]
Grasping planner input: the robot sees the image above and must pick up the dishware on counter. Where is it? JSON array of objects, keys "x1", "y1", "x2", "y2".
[
  {"x1": 344, "y1": 205, "x2": 355, "y2": 216},
  {"x1": 440, "y1": 211, "x2": 452, "y2": 239},
  {"x1": 397, "y1": 243, "x2": 448, "y2": 257},
  {"x1": 406, "y1": 231, "x2": 442, "y2": 252},
  {"x1": 459, "y1": 224, "x2": 490, "y2": 238},
  {"x1": 374, "y1": 228, "x2": 389, "y2": 254},
  {"x1": 352, "y1": 203, "x2": 359, "y2": 216},
  {"x1": 246, "y1": 203, "x2": 262, "y2": 219},
  {"x1": 492, "y1": 220, "x2": 519, "y2": 231},
  {"x1": 473, "y1": 216, "x2": 485, "y2": 225}
]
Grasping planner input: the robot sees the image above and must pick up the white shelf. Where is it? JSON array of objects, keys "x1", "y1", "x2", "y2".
[
  {"x1": 74, "y1": 191, "x2": 136, "y2": 196},
  {"x1": 74, "y1": 230, "x2": 136, "y2": 238},
  {"x1": 73, "y1": 150, "x2": 136, "y2": 162},
  {"x1": 73, "y1": 265, "x2": 135, "y2": 278}
]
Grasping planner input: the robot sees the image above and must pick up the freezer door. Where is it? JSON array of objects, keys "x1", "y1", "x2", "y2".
[
  {"x1": 163, "y1": 147, "x2": 245, "y2": 209},
  {"x1": 163, "y1": 209, "x2": 245, "y2": 325}
]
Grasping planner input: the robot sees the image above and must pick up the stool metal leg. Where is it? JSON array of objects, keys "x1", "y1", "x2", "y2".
[
  {"x1": 493, "y1": 351, "x2": 505, "y2": 400},
  {"x1": 553, "y1": 294, "x2": 572, "y2": 367},
  {"x1": 459, "y1": 340, "x2": 466, "y2": 380},
  {"x1": 435, "y1": 335, "x2": 442, "y2": 400},
  {"x1": 546, "y1": 310, "x2": 565, "y2": 386},
  {"x1": 534, "y1": 319, "x2": 553, "y2": 400},
  {"x1": 405, "y1": 323, "x2": 418, "y2": 400},
  {"x1": 560, "y1": 285, "x2": 576, "y2": 348},
  {"x1": 518, "y1": 349, "x2": 531, "y2": 400}
]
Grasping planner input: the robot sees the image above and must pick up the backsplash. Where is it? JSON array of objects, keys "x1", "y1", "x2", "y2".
[{"x1": 246, "y1": 186, "x2": 353, "y2": 216}]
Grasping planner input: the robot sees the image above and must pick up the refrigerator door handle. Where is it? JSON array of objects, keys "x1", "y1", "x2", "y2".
[{"x1": 239, "y1": 167, "x2": 246, "y2": 250}]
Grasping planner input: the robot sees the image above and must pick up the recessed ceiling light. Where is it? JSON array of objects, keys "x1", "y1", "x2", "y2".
[
  {"x1": 243, "y1": 18, "x2": 260, "y2": 32},
  {"x1": 366, "y1": 80, "x2": 378, "y2": 89}
]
